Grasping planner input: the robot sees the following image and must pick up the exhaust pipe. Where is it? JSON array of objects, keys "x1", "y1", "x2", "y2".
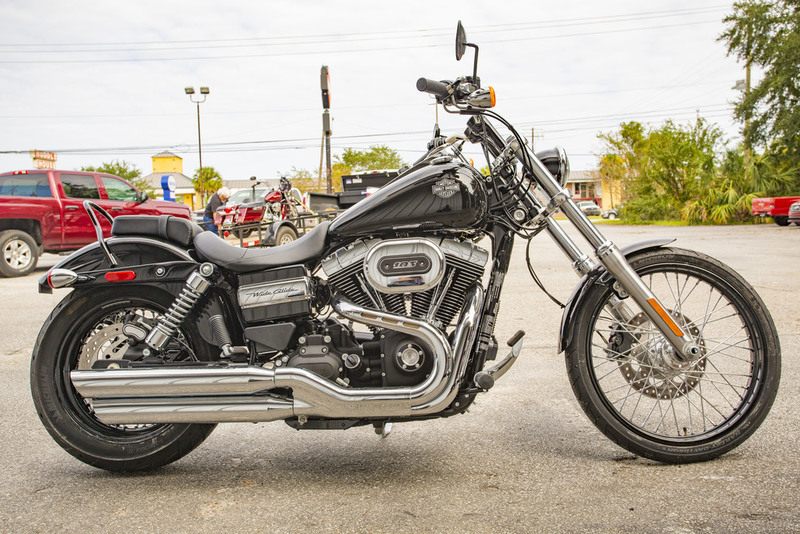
[{"x1": 71, "y1": 289, "x2": 483, "y2": 425}]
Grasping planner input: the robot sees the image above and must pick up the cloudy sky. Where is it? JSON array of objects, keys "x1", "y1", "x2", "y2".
[{"x1": 0, "y1": 1, "x2": 746, "y2": 185}]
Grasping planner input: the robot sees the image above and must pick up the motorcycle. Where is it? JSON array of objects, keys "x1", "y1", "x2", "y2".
[
  {"x1": 31, "y1": 22, "x2": 780, "y2": 471},
  {"x1": 264, "y1": 178, "x2": 304, "y2": 222}
]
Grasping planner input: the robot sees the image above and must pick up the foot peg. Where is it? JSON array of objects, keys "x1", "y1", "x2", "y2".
[{"x1": 474, "y1": 330, "x2": 525, "y2": 390}]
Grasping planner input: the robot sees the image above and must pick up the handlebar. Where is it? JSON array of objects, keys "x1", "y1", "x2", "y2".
[{"x1": 416, "y1": 78, "x2": 451, "y2": 99}]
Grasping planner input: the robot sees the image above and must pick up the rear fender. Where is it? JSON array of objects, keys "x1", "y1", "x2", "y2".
[
  {"x1": 557, "y1": 238, "x2": 675, "y2": 353},
  {"x1": 38, "y1": 236, "x2": 198, "y2": 294}
]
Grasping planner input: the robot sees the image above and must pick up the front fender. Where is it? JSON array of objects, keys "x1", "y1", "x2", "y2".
[
  {"x1": 38, "y1": 236, "x2": 198, "y2": 294},
  {"x1": 557, "y1": 238, "x2": 675, "y2": 353}
]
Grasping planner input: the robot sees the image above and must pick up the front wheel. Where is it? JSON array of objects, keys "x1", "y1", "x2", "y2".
[
  {"x1": 31, "y1": 286, "x2": 217, "y2": 471},
  {"x1": 565, "y1": 247, "x2": 780, "y2": 463}
]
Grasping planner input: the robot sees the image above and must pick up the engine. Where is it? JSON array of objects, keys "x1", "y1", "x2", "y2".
[
  {"x1": 321, "y1": 237, "x2": 488, "y2": 330},
  {"x1": 236, "y1": 237, "x2": 487, "y2": 389}
]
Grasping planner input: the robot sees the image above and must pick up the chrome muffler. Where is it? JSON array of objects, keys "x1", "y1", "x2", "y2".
[{"x1": 70, "y1": 288, "x2": 484, "y2": 425}]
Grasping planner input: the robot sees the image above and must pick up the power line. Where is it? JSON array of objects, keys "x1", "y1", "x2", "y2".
[
  {"x1": 0, "y1": 19, "x2": 723, "y2": 64},
  {"x1": 0, "y1": 5, "x2": 728, "y2": 50}
]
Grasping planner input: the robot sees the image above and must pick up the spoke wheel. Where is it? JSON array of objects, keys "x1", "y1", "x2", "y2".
[
  {"x1": 566, "y1": 247, "x2": 780, "y2": 463},
  {"x1": 31, "y1": 286, "x2": 216, "y2": 471}
]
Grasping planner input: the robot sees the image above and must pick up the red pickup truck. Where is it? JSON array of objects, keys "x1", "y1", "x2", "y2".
[
  {"x1": 752, "y1": 196, "x2": 800, "y2": 226},
  {"x1": 0, "y1": 169, "x2": 191, "y2": 277}
]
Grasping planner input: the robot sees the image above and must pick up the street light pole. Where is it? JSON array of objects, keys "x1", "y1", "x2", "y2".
[{"x1": 185, "y1": 86, "x2": 210, "y2": 199}]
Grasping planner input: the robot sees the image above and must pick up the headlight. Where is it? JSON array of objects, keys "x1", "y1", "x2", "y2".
[
  {"x1": 536, "y1": 146, "x2": 570, "y2": 187},
  {"x1": 556, "y1": 146, "x2": 570, "y2": 187}
]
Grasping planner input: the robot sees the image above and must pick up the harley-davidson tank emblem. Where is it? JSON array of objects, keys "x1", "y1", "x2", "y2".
[{"x1": 432, "y1": 178, "x2": 459, "y2": 199}]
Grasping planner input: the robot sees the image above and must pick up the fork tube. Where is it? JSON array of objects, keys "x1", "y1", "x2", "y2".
[
  {"x1": 515, "y1": 142, "x2": 700, "y2": 362},
  {"x1": 544, "y1": 219, "x2": 594, "y2": 276}
]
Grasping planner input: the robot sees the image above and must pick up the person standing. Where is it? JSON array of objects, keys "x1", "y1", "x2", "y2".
[{"x1": 202, "y1": 186, "x2": 231, "y2": 235}]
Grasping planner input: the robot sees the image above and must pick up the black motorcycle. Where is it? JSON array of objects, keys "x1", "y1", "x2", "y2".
[{"x1": 31, "y1": 22, "x2": 780, "y2": 471}]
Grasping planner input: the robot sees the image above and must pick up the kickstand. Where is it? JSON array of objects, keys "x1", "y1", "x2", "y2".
[{"x1": 373, "y1": 421, "x2": 393, "y2": 439}]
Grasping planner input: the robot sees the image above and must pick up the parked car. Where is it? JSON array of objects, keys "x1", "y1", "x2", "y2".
[
  {"x1": 752, "y1": 196, "x2": 800, "y2": 226},
  {"x1": 602, "y1": 205, "x2": 622, "y2": 219},
  {"x1": 0, "y1": 169, "x2": 191, "y2": 276},
  {"x1": 788, "y1": 200, "x2": 800, "y2": 225},
  {"x1": 576, "y1": 200, "x2": 601, "y2": 216}
]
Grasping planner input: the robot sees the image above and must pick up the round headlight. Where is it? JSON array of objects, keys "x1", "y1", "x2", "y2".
[{"x1": 556, "y1": 146, "x2": 570, "y2": 187}]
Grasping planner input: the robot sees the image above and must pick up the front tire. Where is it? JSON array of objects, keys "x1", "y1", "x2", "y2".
[
  {"x1": 31, "y1": 286, "x2": 216, "y2": 471},
  {"x1": 565, "y1": 248, "x2": 780, "y2": 463}
]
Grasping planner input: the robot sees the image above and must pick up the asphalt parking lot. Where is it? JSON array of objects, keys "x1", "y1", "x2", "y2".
[{"x1": 1, "y1": 223, "x2": 798, "y2": 533}]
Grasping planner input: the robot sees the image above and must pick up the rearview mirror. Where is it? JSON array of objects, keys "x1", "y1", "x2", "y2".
[
  {"x1": 456, "y1": 21, "x2": 467, "y2": 60},
  {"x1": 136, "y1": 191, "x2": 149, "y2": 203}
]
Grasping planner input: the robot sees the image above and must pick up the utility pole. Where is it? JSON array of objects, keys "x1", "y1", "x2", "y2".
[
  {"x1": 742, "y1": 19, "x2": 753, "y2": 174},
  {"x1": 321, "y1": 66, "x2": 332, "y2": 194},
  {"x1": 530, "y1": 127, "x2": 544, "y2": 151}
]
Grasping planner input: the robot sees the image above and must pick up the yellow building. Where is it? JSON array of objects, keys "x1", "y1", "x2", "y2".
[
  {"x1": 141, "y1": 151, "x2": 202, "y2": 209},
  {"x1": 565, "y1": 170, "x2": 623, "y2": 210}
]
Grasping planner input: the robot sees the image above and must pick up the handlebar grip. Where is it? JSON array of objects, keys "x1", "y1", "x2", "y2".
[{"x1": 416, "y1": 78, "x2": 450, "y2": 99}]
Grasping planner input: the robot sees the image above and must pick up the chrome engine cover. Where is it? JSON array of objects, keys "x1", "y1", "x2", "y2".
[
  {"x1": 364, "y1": 238, "x2": 444, "y2": 293},
  {"x1": 321, "y1": 237, "x2": 488, "y2": 328}
]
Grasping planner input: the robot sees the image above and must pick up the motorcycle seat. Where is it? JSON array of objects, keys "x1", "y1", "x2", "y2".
[
  {"x1": 193, "y1": 221, "x2": 330, "y2": 272},
  {"x1": 111, "y1": 215, "x2": 205, "y2": 247}
]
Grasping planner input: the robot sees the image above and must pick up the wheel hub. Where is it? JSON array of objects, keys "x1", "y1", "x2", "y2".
[
  {"x1": 609, "y1": 312, "x2": 705, "y2": 399},
  {"x1": 3, "y1": 239, "x2": 32, "y2": 269}
]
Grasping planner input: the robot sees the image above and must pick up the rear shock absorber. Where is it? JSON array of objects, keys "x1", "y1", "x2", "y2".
[{"x1": 144, "y1": 263, "x2": 215, "y2": 351}]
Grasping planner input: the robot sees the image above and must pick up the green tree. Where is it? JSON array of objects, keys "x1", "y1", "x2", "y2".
[
  {"x1": 192, "y1": 166, "x2": 223, "y2": 203},
  {"x1": 335, "y1": 145, "x2": 405, "y2": 174},
  {"x1": 720, "y1": 0, "x2": 800, "y2": 180},
  {"x1": 597, "y1": 119, "x2": 722, "y2": 221},
  {"x1": 81, "y1": 159, "x2": 153, "y2": 196},
  {"x1": 289, "y1": 145, "x2": 406, "y2": 194},
  {"x1": 684, "y1": 146, "x2": 799, "y2": 223}
]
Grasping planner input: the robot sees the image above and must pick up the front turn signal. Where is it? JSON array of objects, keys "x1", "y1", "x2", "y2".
[{"x1": 467, "y1": 87, "x2": 496, "y2": 109}]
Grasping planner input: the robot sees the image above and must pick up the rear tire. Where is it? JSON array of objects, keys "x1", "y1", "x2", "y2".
[
  {"x1": 773, "y1": 216, "x2": 790, "y2": 226},
  {"x1": 0, "y1": 229, "x2": 39, "y2": 277},
  {"x1": 565, "y1": 247, "x2": 780, "y2": 463},
  {"x1": 30, "y1": 286, "x2": 216, "y2": 471}
]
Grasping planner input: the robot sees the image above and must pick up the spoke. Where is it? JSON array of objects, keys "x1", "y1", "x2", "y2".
[
  {"x1": 703, "y1": 324, "x2": 748, "y2": 361},
  {"x1": 704, "y1": 357, "x2": 748, "y2": 403}
]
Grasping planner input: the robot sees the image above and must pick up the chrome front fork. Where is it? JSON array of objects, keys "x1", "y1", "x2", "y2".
[{"x1": 516, "y1": 143, "x2": 700, "y2": 362}]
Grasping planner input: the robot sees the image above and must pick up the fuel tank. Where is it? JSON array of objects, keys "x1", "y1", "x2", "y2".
[{"x1": 328, "y1": 159, "x2": 488, "y2": 239}]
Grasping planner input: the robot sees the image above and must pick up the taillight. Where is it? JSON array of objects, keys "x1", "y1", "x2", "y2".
[{"x1": 105, "y1": 271, "x2": 136, "y2": 282}]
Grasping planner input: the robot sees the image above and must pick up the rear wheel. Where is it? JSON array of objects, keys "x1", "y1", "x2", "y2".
[
  {"x1": 773, "y1": 216, "x2": 790, "y2": 226},
  {"x1": 566, "y1": 248, "x2": 780, "y2": 463},
  {"x1": 31, "y1": 286, "x2": 216, "y2": 471},
  {"x1": 0, "y1": 229, "x2": 39, "y2": 277}
]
